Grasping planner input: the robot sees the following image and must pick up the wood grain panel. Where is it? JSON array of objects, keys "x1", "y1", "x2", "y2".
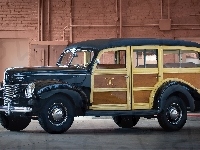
[
  {"x1": 30, "y1": 48, "x2": 45, "y2": 66},
  {"x1": 93, "y1": 91, "x2": 127, "y2": 104},
  {"x1": 133, "y1": 91, "x2": 151, "y2": 103},
  {"x1": 30, "y1": 45, "x2": 48, "y2": 66},
  {"x1": 164, "y1": 73, "x2": 200, "y2": 88},
  {"x1": 94, "y1": 74, "x2": 126, "y2": 88},
  {"x1": 133, "y1": 74, "x2": 158, "y2": 87},
  {"x1": 96, "y1": 64, "x2": 125, "y2": 69}
]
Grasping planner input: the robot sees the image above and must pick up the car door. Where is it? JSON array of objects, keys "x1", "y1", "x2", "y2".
[
  {"x1": 131, "y1": 46, "x2": 160, "y2": 110},
  {"x1": 90, "y1": 47, "x2": 131, "y2": 110}
]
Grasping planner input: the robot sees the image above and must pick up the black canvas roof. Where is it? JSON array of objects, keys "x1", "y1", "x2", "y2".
[{"x1": 66, "y1": 38, "x2": 200, "y2": 51}]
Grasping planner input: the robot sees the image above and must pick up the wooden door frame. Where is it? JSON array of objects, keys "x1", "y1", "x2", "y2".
[
  {"x1": 131, "y1": 46, "x2": 160, "y2": 110},
  {"x1": 90, "y1": 46, "x2": 131, "y2": 110}
]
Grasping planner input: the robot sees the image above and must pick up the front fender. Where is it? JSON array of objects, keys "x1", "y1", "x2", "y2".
[
  {"x1": 36, "y1": 83, "x2": 74, "y2": 98},
  {"x1": 156, "y1": 83, "x2": 195, "y2": 112},
  {"x1": 34, "y1": 82, "x2": 88, "y2": 115}
]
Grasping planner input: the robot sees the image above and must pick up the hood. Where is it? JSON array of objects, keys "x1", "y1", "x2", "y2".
[
  {"x1": 4, "y1": 66, "x2": 89, "y2": 84},
  {"x1": 6, "y1": 66, "x2": 88, "y2": 74}
]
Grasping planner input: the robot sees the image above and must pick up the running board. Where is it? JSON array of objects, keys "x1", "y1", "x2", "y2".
[{"x1": 85, "y1": 110, "x2": 159, "y2": 117}]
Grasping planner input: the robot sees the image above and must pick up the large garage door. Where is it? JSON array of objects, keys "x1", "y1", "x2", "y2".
[{"x1": 0, "y1": 39, "x2": 29, "y2": 81}]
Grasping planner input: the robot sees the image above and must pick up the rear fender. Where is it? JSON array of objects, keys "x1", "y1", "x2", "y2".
[{"x1": 155, "y1": 83, "x2": 195, "y2": 112}]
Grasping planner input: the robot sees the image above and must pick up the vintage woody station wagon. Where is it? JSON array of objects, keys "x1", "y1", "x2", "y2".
[{"x1": 1, "y1": 38, "x2": 200, "y2": 134}]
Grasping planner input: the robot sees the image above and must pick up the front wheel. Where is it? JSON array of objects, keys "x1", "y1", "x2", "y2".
[
  {"x1": 38, "y1": 94, "x2": 75, "y2": 134},
  {"x1": 113, "y1": 115, "x2": 140, "y2": 128},
  {"x1": 0, "y1": 114, "x2": 31, "y2": 131},
  {"x1": 157, "y1": 96, "x2": 187, "y2": 131}
]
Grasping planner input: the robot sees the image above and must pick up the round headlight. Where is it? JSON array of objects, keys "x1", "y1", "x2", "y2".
[{"x1": 25, "y1": 83, "x2": 35, "y2": 98}]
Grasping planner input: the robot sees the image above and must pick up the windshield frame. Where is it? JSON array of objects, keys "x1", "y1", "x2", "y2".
[{"x1": 56, "y1": 48, "x2": 96, "y2": 69}]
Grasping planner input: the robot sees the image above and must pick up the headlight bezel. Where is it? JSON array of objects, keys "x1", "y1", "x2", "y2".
[{"x1": 25, "y1": 82, "x2": 35, "y2": 98}]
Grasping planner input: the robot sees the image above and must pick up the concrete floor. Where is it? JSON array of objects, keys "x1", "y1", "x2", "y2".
[{"x1": 1, "y1": 116, "x2": 200, "y2": 150}]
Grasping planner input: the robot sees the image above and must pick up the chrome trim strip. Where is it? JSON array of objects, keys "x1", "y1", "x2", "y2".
[{"x1": 0, "y1": 106, "x2": 32, "y2": 113}]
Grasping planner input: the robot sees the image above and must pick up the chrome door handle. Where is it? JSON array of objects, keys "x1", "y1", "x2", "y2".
[
  {"x1": 125, "y1": 75, "x2": 129, "y2": 78},
  {"x1": 156, "y1": 75, "x2": 161, "y2": 78}
]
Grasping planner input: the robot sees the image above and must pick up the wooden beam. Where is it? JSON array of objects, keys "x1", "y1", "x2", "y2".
[
  {"x1": 0, "y1": 31, "x2": 34, "y2": 39},
  {"x1": 41, "y1": 0, "x2": 44, "y2": 41},
  {"x1": 38, "y1": 0, "x2": 40, "y2": 41},
  {"x1": 30, "y1": 41, "x2": 69, "y2": 45}
]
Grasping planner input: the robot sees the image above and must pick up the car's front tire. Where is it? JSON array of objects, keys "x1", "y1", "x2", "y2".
[
  {"x1": 38, "y1": 94, "x2": 75, "y2": 134},
  {"x1": 0, "y1": 113, "x2": 31, "y2": 131},
  {"x1": 157, "y1": 96, "x2": 187, "y2": 131}
]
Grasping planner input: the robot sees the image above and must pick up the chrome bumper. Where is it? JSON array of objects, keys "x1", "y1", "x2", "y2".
[{"x1": 0, "y1": 106, "x2": 32, "y2": 113}]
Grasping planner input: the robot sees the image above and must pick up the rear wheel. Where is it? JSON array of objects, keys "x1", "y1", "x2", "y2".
[
  {"x1": 113, "y1": 115, "x2": 140, "y2": 128},
  {"x1": 0, "y1": 114, "x2": 31, "y2": 131},
  {"x1": 38, "y1": 94, "x2": 75, "y2": 134},
  {"x1": 157, "y1": 96, "x2": 187, "y2": 131}
]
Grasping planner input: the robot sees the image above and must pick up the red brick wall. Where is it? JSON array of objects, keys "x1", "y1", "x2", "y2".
[
  {"x1": 0, "y1": 0, "x2": 38, "y2": 34},
  {"x1": 0, "y1": 0, "x2": 200, "y2": 42},
  {"x1": 45, "y1": 0, "x2": 70, "y2": 41},
  {"x1": 72, "y1": 0, "x2": 117, "y2": 42}
]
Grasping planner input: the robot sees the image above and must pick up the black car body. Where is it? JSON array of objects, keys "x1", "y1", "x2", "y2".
[{"x1": 1, "y1": 38, "x2": 200, "y2": 133}]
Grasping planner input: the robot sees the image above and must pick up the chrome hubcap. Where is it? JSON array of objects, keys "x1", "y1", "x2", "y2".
[
  {"x1": 48, "y1": 103, "x2": 68, "y2": 126},
  {"x1": 169, "y1": 107, "x2": 178, "y2": 120},
  {"x1": 166, "y1": 103, "x2": 182, "y2": 124},
  {"x1": 52, "y1": 108, "x2": 63, "y2": 121}
]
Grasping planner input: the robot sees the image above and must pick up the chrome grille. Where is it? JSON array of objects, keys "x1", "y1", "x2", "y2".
[{"x1": 3, "y1": 84, "x2": 20, "y2": 105}]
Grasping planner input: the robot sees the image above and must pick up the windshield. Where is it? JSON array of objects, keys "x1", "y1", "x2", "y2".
[{"x1": 59, "y1": 48, "x2": 94, "y2": 68}]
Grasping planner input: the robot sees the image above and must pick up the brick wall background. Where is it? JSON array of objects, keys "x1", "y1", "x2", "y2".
[
  {"x1": 0, "y1": 0, "x2": 200, "y2": 42},
  {"x1": 0, "y1": 0, "x2": 38, "y2": 32},
  {"x1": 0, "y1": 0, "x2": 200, "y2": 80}
]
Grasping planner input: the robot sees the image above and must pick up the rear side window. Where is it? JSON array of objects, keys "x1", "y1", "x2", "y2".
[
  {"x1": 133, "y1": 49, "x2": 158, "y2": 68},
  {"x1": 96, "y1": 50, "x2": 126, "y2": 69},
  {"x1": 163, "y1": 50, "x2": 200, "y2": 68}
]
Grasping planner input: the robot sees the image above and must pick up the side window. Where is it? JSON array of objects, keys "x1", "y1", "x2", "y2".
[
  {"x1": 96, "y1": 50, "x2": 126, "y2": 69},
  {"x1": 163, "y1": 50, "x2": 200, "y2": 68},
  {"x1": 133, "y1": 49, "x2": 158, "y2": 68},
  {"x1": 70, "y1": 51, "x2": 85, "y2": 65},
  {"x1": 61, "y1": 50, "x2": 94, "y2": 66}
]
